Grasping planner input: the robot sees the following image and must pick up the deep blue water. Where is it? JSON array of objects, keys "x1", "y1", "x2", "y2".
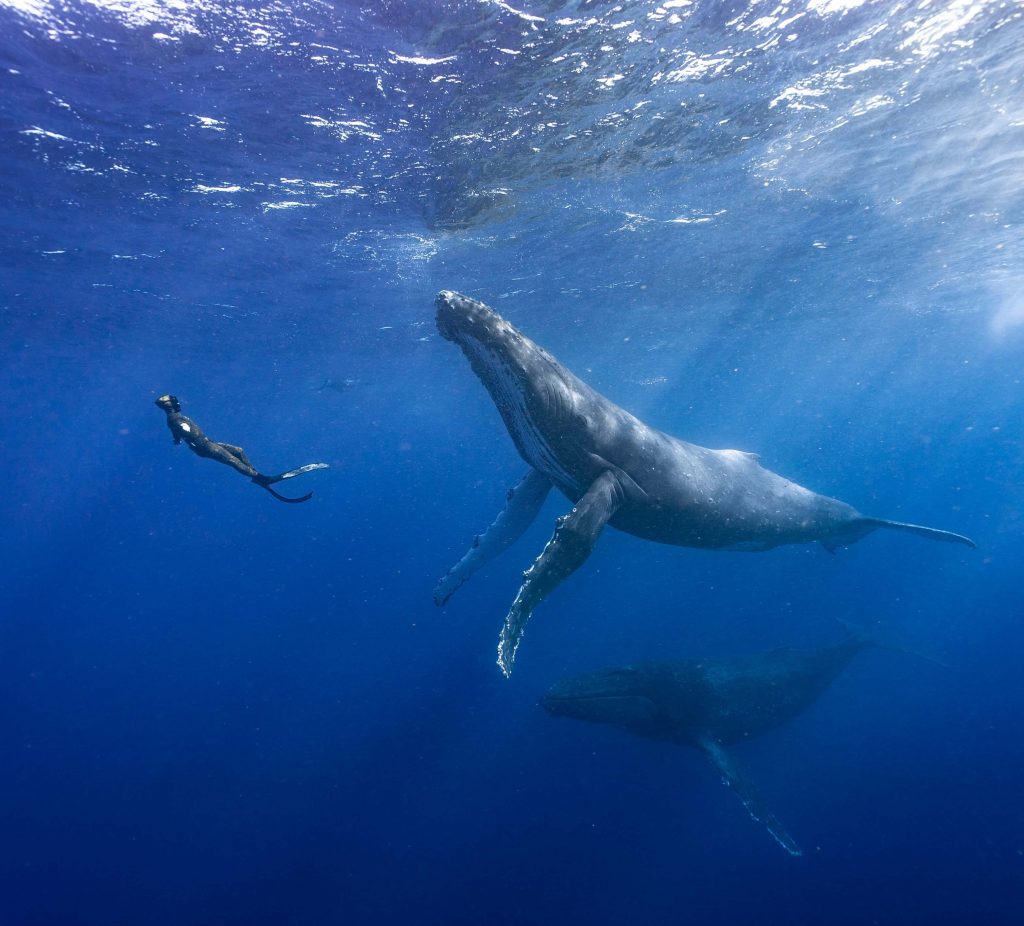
[{"x1": 2, "y1": 1, "x2": 1023, "y2": 923}]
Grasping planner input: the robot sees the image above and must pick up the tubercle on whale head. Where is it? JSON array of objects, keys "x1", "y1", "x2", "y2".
[{"x1": 435, "y1": 289, "x2": 508, "y2": 344}]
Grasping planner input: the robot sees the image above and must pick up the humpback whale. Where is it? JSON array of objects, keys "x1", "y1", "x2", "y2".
[
  {"x1": 434, "y1": 290, "x2": 974, "y2": 675},
  {"x1": 541, "y1": 631, "x2": 889, "y2": 855}
]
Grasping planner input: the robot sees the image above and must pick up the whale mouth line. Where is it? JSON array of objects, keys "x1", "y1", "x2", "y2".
[
  {"x1": 435, "y1": 288, "x2": 581, "y2": 494},
  {"x1": 541, "y1": 692, "x2": 635, "y2": 708}
]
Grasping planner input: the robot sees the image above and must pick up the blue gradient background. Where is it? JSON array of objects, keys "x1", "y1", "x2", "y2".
[{"x1": 1, "y1": 2, "x2": 1022, "y2": 923}]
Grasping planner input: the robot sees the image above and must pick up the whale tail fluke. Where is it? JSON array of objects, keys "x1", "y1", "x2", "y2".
[
  {"x1": 859, "y1": 517, "x2": 975, "y2": 549},
  {"x1": 835, "y1": 618, "x2": 948, "y2": 668}
]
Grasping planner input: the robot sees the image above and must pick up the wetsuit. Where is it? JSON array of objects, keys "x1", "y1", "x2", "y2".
[{"x1": 155, "y1": 394, "x2": 328, "y2": 503}]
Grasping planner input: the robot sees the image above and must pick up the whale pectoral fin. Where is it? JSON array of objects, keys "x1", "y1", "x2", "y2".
[
  {"x1": 584, "y1": 452, "x2": 648, "y2": 500},
  {"x1": 434, "y1": 469, "x2": 552, "y2": 606},
  {"x1": 698, "y1": 735, "x2": 802, "y2": 858},
  {"x1": 497, "y1": 471, "x2": 624, "y2": 676}
]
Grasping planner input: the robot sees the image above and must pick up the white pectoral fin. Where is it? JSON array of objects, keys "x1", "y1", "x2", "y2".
[
  {"x1": 434, "y1": 469, "x2": 551, "y2": 606},
  {"x1": 699, "y1": 735, "x2": 802, "y2": 857},
  {"x1": 496, "y1": 470, "x2": 623, "y2": 676}
]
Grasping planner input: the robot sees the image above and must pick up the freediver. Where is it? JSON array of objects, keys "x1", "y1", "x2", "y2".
[
  {"x1": 315, "y1": 377, "x2": 358, "y2": 394},
  {"x1": 154, "y1": 394, "x2": 329, "y2": 503}
]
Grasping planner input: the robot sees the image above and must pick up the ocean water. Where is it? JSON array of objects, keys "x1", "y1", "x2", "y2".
[{"x1": 1, "y1": 0, "x2": 1022, "y2": 923}]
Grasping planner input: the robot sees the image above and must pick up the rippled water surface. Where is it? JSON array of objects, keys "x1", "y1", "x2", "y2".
[{"x1": 2, "y1": 2, "x2": 1023, "y2": 924}]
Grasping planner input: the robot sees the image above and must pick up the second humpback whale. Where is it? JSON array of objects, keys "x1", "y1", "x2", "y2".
[
  {"x1": 540, "y1": 631, "x2": 892, "y2": 855},
  {"x1": 434, "y1": 290, "x2": 974, "y2": 675}
]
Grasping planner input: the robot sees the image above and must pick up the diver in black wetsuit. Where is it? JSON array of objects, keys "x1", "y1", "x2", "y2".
[{"x1": 155, "y1": 394, "x2": 328, "y2": 503}]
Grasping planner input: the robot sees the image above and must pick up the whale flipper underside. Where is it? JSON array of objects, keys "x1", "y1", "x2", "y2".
[
  {"x1": 698, "y1": 735, "x2": 802, "y2": 857},
  {"x1": 435, "y1": 469, "x2": 552, "y2": 606},
  {"x1": 498, "y1": 471, "x2": 624, "y2": 676}
]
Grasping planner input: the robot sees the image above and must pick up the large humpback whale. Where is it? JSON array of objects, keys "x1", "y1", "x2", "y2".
[
  {"x1": 434, "y1": 290, "x2": 974, "y2": 675},
  {"x1": 541, "y1": 632, "x2": 889, "y2": 855}
]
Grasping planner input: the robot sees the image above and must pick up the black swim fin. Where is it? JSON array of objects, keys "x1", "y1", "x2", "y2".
[{"x1": 260, "y1": 483, "x2": 314, "y2": 504}]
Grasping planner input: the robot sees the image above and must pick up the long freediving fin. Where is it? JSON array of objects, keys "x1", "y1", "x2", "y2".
[
  {"x1": 260, "y1": 484, "x2": 314, "y2": 504},
  {"x1": 435, "y1": 469, "x2": 551, "y2": 606},
  {"x1": 253, "y1": 462, "x2": 329, "y2": 503},
  {"x1": 698, "y1": 735, "x2": 802, "y2": 857},
  {"x1": 497, "y1": 470, "x2": 623, "y2": 677},
  {"x1": 263, "y1": 462, "x2": 330, "y2": 483}
]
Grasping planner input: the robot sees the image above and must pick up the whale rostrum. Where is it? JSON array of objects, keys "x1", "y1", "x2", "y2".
[{"x1": 433, "y1": 290, "x2": 974, "y2": 675}]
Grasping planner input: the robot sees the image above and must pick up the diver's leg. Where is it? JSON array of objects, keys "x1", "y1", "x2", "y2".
[
  {"x1": 205, "y1": 442, "x2": 259, "y2": 478},
  {"x1": 221, "y1": 444, "x2": 254, "y2": 467},
  {"x1": 434, "y1": 469, "x2": 551, "y2": 606},
  {"x1": 497, "y1": 470, "x2": 623, "y2": 676},
  {"x1": 252, "y1": 462, "x2": 329, "y2": 501}
]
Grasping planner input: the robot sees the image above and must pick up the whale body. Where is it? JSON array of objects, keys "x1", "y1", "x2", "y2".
[
  {"x1": 434, "y1": 290, "x2": 974, "y2": 674},
  {"x1": 541, "y1": 633, "x2": 883, "y2": 856}
]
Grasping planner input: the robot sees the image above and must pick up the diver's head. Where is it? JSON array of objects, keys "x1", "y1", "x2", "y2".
[{"x1": 155, "y1": 394, "x2": 181, "y2": 413}]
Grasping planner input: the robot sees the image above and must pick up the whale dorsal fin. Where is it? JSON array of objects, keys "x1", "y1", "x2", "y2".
[
  {"x1": 698, "y1": 735, "x2": 802, "y2": 857},
  {"x1": 718, "y1": 448, "x2": 761, "y2": 464}
]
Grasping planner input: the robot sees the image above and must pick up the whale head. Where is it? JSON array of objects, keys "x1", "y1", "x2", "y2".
[
  {"x1": 540, "y1": 666, "x2": 664, "y2": 737},
  {"x1": 435, "y1": 290, "x2": 542, "y2": 382},
  {"x1": 435, "y1": 288, "x2": 543, "y2": 418},
  {"x1": 436, "y1": 290, "x2": 584, "y2": 486},
  {"x1": 436, "y1": 290, "x2": 506, "y2": 344}
]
